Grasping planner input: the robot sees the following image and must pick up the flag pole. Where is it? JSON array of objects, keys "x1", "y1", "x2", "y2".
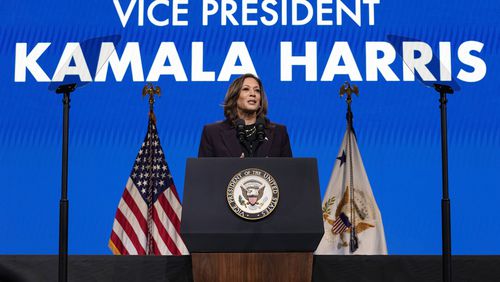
[
  {"x1": 339, "y1": 82, "x2": 359, "y2": 253},
  {"x1": 142, "y1": 83, "x2": 161, "y2": 125},
  {"x1": 55, "y1": 83, "x2": 76, "y2": 282},
  {"x1": 142, "y1": 83, "x2": 161, "y2": 255}
]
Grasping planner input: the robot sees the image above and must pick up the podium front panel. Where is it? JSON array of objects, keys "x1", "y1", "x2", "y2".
[{"x1": 180, "y1": 158, "x2": 324, "y2": 252}]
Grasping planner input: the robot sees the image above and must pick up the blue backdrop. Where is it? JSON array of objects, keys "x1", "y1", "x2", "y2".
[{"x1": 1, "y1": 0, "x2": 499, "y2": 255}]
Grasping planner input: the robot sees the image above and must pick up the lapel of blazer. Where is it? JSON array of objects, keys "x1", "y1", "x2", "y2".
[
  {"x1": 255, "y1": 126, "x2": 275, "y2": 157},
  {"x1": 220, "y1": 123, "x2": 243, "y2": 157}
]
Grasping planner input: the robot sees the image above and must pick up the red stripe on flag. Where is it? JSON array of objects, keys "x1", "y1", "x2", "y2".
[
  {"x1": 110, "y1": 230, "x2": 128, "y2": 255},
  {"x1": 169, "y1": 183, "x2": 181, "y2": 202},
  {"x1": 332, "y1": 220, "x2": 341, "y2": 229},
  {"x1": 331, "y1": 217, "x2": 348, "y2": 234},
  {"x1": 151, "y1": 237, "x2": 161, "y2": 256},
  {"x1": 116, "y1": 209, "x2": 147, "y2": 255},
  {"x1": 158, "y1": 190, "x2": 182, "y2": 233},
  {"x1": 122, "y1": 188, "x2": 148, "y2": 234},
  {"x1": 153, "y1": 206, "x2": 182, "y2": 255}
]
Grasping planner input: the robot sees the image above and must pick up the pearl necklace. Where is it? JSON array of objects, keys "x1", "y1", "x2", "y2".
[{"x1": 245, "y1": 126, "x2": 256, "y2": 137}]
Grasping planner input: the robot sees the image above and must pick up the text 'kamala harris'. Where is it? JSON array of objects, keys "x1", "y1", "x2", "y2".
[{"x1": 13, "y1": 1, "x2": 487, "y2": 83}]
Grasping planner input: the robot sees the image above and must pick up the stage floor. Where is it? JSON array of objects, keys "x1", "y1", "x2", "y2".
[{"x1": 0, "y1": 255, "x2": 498, "y2": 282}]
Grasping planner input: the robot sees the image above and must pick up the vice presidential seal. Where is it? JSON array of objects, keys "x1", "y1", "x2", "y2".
[{"x1": 226, "y1": 168, "x2": 279, "y2": 220}]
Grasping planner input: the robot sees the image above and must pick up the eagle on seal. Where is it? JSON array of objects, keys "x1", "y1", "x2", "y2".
[{"x1": 240, "y1": 181, "x2": 265, "y2": 206}]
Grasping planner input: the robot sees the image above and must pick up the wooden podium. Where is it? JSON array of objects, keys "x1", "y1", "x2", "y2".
[
  {"x1": 191, "y1": 253, "x2": 313, "y2": 282},
  {"x1": 181, "y1": 158, "x2": 323, "y2": 282}
]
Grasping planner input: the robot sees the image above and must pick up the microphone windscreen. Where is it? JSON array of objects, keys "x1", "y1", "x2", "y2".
[
  {"x1": 255, "y1": 117, "x2": 266, "y2": 142},
  {"x1": 256, "y1": 117, "x2": 265, "y2": 130},
  {"x1": 235, "y1": 119, "x2": 246, "y2": 142},
  {"x1": 235, "y1": 118, "x2": 245, "y2": 129}
]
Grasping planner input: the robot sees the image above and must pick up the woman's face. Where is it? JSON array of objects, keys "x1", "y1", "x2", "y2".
[{"x1": 236, "y1": 77, "x2": 261, "y2": 115}]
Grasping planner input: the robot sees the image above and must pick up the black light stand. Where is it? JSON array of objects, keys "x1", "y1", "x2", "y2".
[
  {"x1": 387, "y1": 34, "x2": 458, "y2": 282},
  {"x1": 55, "y1": 83, "x2": 76, "y2": 282},
  {"x1": 434, "y1": 83, "x2": 454, "y2": 282}
]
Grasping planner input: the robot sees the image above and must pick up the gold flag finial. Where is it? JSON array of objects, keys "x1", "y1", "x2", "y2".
[
  {"x1": 339, "y1": 81, "x2": 359, "y2": 105},
  {"x1": 142, "y1": 83, "x2": 161, "y2": 123}
]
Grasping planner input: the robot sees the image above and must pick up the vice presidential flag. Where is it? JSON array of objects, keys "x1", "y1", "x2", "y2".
[
  {"x1": 109, "y1": 117, "x2": 189, "y2": 255},
  {"x1": 315, "y1": 127, "x2": 387, "y2": 255}
]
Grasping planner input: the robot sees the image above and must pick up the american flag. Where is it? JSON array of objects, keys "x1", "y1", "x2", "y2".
[
  {"x1": 331, "y1": 212, "x2": 352, "y2": 235},
  {"x1": 109, "y1": 118, "x2": 189, "y2": 255}
]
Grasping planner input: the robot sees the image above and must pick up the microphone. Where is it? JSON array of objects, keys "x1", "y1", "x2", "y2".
[
  {"x1": 255, "y1": 117, "x2": 266, "y2": 142},
  {"x1": 235, "y1": 119, "x2": 245, "y2": 143}
]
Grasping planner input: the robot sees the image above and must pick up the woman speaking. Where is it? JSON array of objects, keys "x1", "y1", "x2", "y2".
[{"x1": 198, "y1": 73, "x2": 292, "y2": 158}]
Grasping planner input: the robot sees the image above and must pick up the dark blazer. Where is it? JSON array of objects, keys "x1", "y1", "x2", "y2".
[{"x1": 198, "y1": 120, "x2": 292, "y2": 157}]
